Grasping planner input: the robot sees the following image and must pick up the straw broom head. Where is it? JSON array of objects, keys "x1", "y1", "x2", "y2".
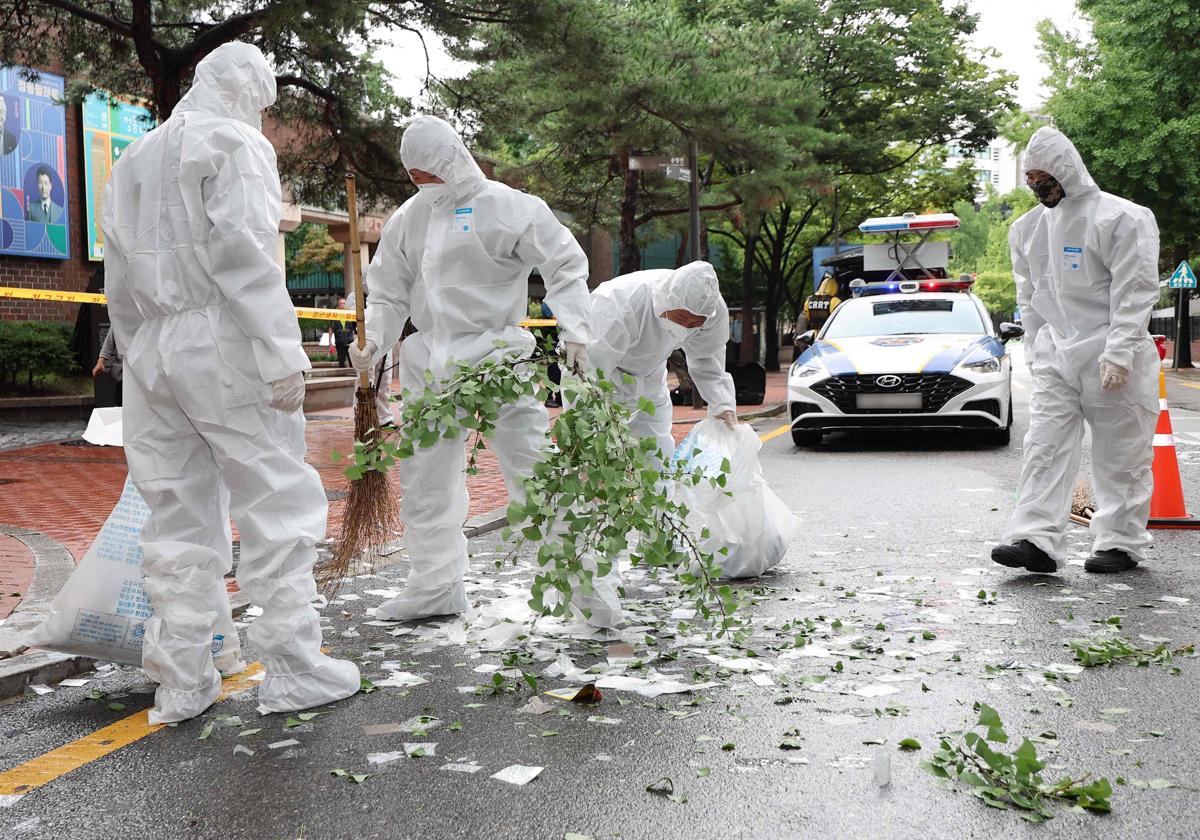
[{"x1": 316, "y1": 173, "x2": 401, "y2": 593}]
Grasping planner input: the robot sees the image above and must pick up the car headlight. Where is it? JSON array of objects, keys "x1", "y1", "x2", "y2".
[
  {"x1": 790, "y1": 361, "x2": 825, "y2": 380},
  {"x1": 959, "y1": 356, "x2": 1001, "y2": 374}
]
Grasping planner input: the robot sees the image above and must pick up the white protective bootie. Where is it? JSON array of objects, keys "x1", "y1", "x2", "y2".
[{"x1": 376, "y1": 580, "x2": 469, "y2": 621}]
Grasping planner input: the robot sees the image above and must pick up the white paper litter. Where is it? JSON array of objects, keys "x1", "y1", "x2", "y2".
[
  {"x1": 28, "y1": 684, "x2": 53, "y2": 696},
  {"x1": 233, "y1": 745, "x2": 255, "y2": 757},
  {"x1": 59, "y1": 678, "x2": 91, "y2": 688},
  {"x1": 374, "y1": 671, "x2": 429, "y2": 688},
  {"x1": 850, "y1": 684, "x2": 901, "y2": 698},
  {"x1": 491, "y1": 764, "x2": 544, "y2": 785},
  {"x1": 587, "y1": 716, "x2": 623, "y2": 725},
  {"x1": 441, "y1": 762, "x2": 484, "y2": 774},
  {"x1": 268, "y1": 739, "x2": 300, "y2": 749},
  {"x1": 367, "y1": 751, "x2": 407, "y2": 765},
  {"x1": 404, "y1": 742, "x2": 437, "y2": 757}
]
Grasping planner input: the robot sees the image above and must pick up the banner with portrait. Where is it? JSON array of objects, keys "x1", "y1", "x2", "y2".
[
  {"x1": 0, "y1": 67, "x2": 70, "y2": 259},
  {"x1": 82, "y1": 92, "x2": 154, "y2": 262}
]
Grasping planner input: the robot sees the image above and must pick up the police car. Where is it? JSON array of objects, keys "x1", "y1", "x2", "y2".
[{"x1": 787, "y1": 213, "x2": 1022, "y2": 447}]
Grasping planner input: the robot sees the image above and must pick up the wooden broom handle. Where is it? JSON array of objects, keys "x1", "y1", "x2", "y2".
[{"x1": 345, "y1": 173, "x2": 369, "y2": 389}]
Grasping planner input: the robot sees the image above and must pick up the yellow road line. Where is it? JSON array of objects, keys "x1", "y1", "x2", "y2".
[
  {"x1": 759, "y1": 423, "x2": 792, "y2": 443},
  {"x1": 0, "y1": 663, "x2": 263, "y2": 804},
  {"x1": 1175, "y1": 380, "x2": 1200, "y2": 391}
]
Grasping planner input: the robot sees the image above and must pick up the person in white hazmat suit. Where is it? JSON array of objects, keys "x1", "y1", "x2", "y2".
[
  {"x1": 589, "y1": 261, "x2": 739, "y2": 459},
  {"x1": 103, "y1": 42, "x2": 360, "y2": 724},
  {"x1": 577, "y1": 261, "x2": 739, "y2": 616},
  {"x1": 350, "y1": 115, "x2": 594, "y2": 622},
  {"x1": 991, "y1": 127, "x2": 1160, "y2": 576}
]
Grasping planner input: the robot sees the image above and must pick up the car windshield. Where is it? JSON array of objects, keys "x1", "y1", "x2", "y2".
[{"x1": 823, "y1": 297, "x2": 985, "y2": 338}]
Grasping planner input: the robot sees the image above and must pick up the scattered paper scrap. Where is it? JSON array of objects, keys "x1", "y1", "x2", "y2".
[
  {"x1": 367, "y1": 751, "x2": 406, "y2": 766},
  {"x1": 267, "y1": 739, "x2": 300, "y2": 750},
  {"x1": 491, "y1": 764, "x2": 544, "y2": 786}
]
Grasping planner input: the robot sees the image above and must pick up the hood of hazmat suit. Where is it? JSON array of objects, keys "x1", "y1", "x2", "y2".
[
  {"x1": 590, "y1": 261, "x2": 737, "y2": 448},
  {"x1": 102, "y1": 42, "x2": 359, "y2": 724},
  {"x1": 1002, "y1": 126, "x2": 1160, "y2": 565}
]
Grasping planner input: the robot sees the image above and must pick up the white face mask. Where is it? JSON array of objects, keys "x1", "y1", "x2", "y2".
[
  {"x1": 662, "y1": 318, "x2": 692, "y2": 342},
  {"x1": 416, "y1": 181, "x2": 449, "y2": 197}
]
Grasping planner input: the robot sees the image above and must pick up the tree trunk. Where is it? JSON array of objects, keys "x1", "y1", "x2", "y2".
[
  {"x1": 618, "y1": 153, "x2": 641, "y2": 275},
  {"x1": 738, "y1": 214, "x2": 762, "y2": 365}
]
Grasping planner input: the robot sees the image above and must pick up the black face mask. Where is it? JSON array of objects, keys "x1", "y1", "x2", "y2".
[{"x1": 1029, "y1": 176, "x2": 1066, "y2": 208}]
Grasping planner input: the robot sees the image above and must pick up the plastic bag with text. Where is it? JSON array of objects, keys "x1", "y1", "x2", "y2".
[
  {"x1": 673, "y1": 419, "x2": 799, "y2": 578},
  {"x1": 25, "y1": 477, "x2": 235, "y2": 666}
]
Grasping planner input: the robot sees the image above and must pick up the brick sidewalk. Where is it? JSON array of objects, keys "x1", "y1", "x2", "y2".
[{"x1": 0, "y1": 370, "x2": 786, "y2": 616}]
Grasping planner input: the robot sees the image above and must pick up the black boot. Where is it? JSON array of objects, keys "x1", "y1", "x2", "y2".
[
  {"x1": 991, "y1": 539, "x2": 1057, "y2": 574},
  {"x1": 1085, "y1": 549, "x2": 1138, "y2": 574}
]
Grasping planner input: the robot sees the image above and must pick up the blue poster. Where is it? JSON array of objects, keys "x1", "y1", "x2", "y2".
[
  {"x1": 82, "y1": 92, "x2": 154, "y2": 261},
  {"x1": 0, "y1": 67, "x2": 70, "y2": 259}
]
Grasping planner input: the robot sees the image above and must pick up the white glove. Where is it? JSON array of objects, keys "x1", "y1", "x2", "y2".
[
  {"x1": 1100, "y1": 361, "x2": 1129, "y2": 392},
  {"x1": 268, "y1": 372, "x2": 306, "y2": 413},
  {"x1": 564, "y1": 341, "x2": 589, "y2": 373},
  {"x1": 715, "y1": 409, "x2": 738, "y2": 429},
  {"x1": 349, "y1": 340, "x2": 377, "y2": 373}
]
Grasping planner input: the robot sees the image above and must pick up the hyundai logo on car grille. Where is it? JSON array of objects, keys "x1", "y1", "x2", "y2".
[{"x1": 875, "y1": 374, "x2": 903, "y2": 389}]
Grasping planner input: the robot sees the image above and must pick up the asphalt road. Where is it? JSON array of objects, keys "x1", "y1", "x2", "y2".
[{"x1": 2, "y1": 361, "x2": 1199, "y2": 840}]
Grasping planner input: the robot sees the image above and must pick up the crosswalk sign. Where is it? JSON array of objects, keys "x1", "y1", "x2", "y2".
[{"x1": 1168, "y1": 260, "x2": 1197, "y2": 289}]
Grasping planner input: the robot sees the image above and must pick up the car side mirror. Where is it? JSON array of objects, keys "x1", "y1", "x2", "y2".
[
  {"x1": 797, "y1": 330, "x2": 816, "y2": 349},
  {"x1": 999, "y1": 322, "x2": 1024, "y2": 344}
]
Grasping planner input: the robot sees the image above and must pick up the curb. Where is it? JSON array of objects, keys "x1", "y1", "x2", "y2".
[{"x1": 0, "y1": 526, "x2": 92, "y2": 700}]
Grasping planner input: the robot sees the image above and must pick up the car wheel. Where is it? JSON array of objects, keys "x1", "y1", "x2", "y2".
[{"x1": 791, "y1": 427, "x2": 823, "y2": 447}]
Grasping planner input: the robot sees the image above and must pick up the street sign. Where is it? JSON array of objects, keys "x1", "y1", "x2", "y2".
[
  {"x1": 1168, "y1": 260, "x2": 1197, "y2": 289},
  {"x1": 627, "y1": 155, "x2": 671, "y2": 171},
  {"x1": 664, "y1": 164, "x2": 692, "y2": 183}
]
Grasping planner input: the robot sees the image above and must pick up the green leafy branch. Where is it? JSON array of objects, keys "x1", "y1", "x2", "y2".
[
  {"x1": 1069, "y1": 637, "x2": 1195, "y2": 675},
  {"x1": 921, "y1": 703, "x2": 1113, "y2": 823},
  {"x1": 339, "y1": 343, "x2": 743, "y2": 634}
]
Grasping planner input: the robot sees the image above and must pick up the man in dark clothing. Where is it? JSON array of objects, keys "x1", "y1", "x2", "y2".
[{"x1": 331, "y1": 296, "x2": 356, "y2": 368}]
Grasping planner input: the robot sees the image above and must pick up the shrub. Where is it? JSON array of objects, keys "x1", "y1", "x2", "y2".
[{"x1": 0, "y1": 321, "x2": 75, "y2": 390}]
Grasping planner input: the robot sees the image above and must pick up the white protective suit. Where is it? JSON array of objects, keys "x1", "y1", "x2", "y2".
[
  {"x1": 1002, "y1": 127, "x2": 1160, "y2": 563},
  {"x1": 362, "y1": 115, "x2": 593, "y2": 621},
  {"x1": 589, "y1": 262, "x2": 738, "y2": 459},
  {"x1": 103, "y1": 42, "x2": 360, "y2": 724}
]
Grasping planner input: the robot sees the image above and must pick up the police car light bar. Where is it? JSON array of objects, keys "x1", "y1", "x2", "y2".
[
  {"x1": 853, "y1": 277, "x2": 975, "y2": 297},
  {"x1": 858, "y1": 212, "x2": 961, "y2": 233}
]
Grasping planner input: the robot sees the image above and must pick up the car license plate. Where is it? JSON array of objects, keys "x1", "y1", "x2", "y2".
[{"x1": 857, "y1": 393, "x2": 923, "y2": 410}]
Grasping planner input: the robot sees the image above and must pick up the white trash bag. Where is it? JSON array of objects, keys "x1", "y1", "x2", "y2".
[
  {"x1": 25, "y1": 477, "x2": 235, "y2": 666},
  {"x1": 673, "y1": 419, "x2": 799, "y2": 578}
]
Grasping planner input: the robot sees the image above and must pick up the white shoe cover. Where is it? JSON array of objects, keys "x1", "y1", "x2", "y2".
[
  {"x1": 256, "y1": 655, "x2": 361, "y2": 716},
  {"x1": 148, "y1": 669, "x2": 222, "y2": 725},
  {"x1": 376, "y1": 581, "x2": 468, "y2": 621}
]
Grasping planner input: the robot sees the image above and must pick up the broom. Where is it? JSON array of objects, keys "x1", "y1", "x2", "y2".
[
  {"x1": 319, "y1": 173, "x2": 400, "y2": 592},
  {"x1": 1070, "y1": 476, "x2": 1095, "y2": 526}
]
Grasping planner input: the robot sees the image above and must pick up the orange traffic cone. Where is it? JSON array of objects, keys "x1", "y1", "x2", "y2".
[{"x1": 1148, "y1": 369, "x2": 1200, "y2": 529}]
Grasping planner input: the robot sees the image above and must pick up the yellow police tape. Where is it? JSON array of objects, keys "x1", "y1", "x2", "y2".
[{"x1": 1, "y1": 286, "x2": 557, "y2": 328}]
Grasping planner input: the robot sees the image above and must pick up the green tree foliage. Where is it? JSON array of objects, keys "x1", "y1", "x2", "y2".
[
  {"x1": 1038, "y1": 2, "x2": 1200, "y2": 263},
  {"x1": 1, "y1": 1, "x2": 521, "y2": 205},
  {"x1": 443, "y1": 0, "x2": 819, "y2": 275},
  {"x1": 287, "y1": 222, "x2": 344, "y2": 275},
  {"x1": 444, "y1": 0, "x2": 1012, "y2": 368},
  {"x1": 948, "y1": 188, "x2": 1036, "y2": 316}
]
